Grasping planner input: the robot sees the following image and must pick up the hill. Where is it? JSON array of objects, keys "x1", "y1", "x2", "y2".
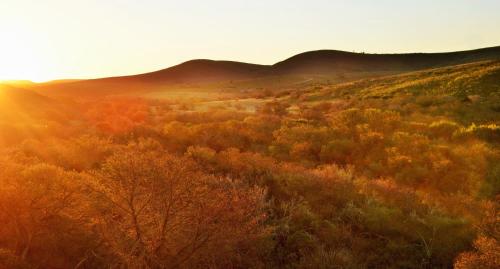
[
  {"x1": 31, "y1": 46, "x2": 500, "y2": 97},
  {"x1": 1, "y1": 51, "x2": 499, "y2": 269},
  {"x1": 272, "y1": 46, "x2": 500, "y2": 75},
  {"x1": 296, "y1": 60, "x2": 500, "y2": 124},
  {"x1": 0, "y1": 85, "x2": 53, "y2": 120},
  {"x1": 0, "y1": 83, "x2": 78, "y2": 124},
  {"x1": 31, "y1": 60, "x2": 270, "y2": 97}
]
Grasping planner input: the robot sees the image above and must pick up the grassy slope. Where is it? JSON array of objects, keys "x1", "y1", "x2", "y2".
[{"x1": 296, "y1": 60, "x2": 500, "y2": 124}]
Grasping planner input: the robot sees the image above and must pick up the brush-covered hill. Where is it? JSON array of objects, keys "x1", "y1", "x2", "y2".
[
  {"x1": 31, "y1": 46, "x2": 500, "y2": 97},
  {"x1": 297, "y1": 60, "x2": 500, "y2": 124},
  {"x1": 1, "y1": 50, "x2": 500, "y2": 269}
]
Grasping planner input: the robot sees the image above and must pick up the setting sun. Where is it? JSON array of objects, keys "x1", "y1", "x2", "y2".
[{"x1": 0, "y1": 23, "x2": 53, "y2": 82}]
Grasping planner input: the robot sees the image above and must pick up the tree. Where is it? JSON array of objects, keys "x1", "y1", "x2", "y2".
[
  {"x1": 0, "y1": 161, "x2": 93, "y2": 268},
  {"x1": 88, "y1": 142, "x2": 267, "y2": 268},
  {"x1": 454, "y1": 236, "x2": 500, "y2": 269}
]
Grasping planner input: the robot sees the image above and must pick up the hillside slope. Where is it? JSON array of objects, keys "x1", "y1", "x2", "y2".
[
  {"x1": 0, "y1": 84, "x2": 77, "y2": 124},
  {"x1": 299, "y1": 60, "x2": 500, "y2": 124}
]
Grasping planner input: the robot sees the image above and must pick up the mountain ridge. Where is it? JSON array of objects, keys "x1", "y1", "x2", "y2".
[{"x1": 30, "y1": 46, "x2": 500, "y2": 96}]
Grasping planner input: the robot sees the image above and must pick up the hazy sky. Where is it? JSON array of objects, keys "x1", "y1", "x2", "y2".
[{"x1": 1, "y1": 0, "x2": 499, "y2": 81}]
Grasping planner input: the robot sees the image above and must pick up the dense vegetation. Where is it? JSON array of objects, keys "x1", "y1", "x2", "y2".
[{"x1": 0, "y1": 61, "x2": 499, "y2": 268}]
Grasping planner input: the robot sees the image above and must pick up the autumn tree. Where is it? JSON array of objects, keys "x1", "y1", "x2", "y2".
[
  {"x1": 88, "y1": 142, "x2": 267, "y2": 268},
  {"x1": 0, "y1": 161, "x2": 94, "y2": 268}
]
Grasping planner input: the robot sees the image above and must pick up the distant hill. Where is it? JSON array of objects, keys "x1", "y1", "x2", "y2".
[
  {"x1": 31, "y1": 46, "x2": 500, "y2": 97},
  {"x1": 131, "y1": 60, "x2": 269, "y2": 83},
  {"x1": 31, "y1": 60, "x2": 271, "y2": 96},
  {"x1": 272, "y1": 46, "x2": 500, "y2": 74},
  {"x1": 0, "y1": 84, "x2": 70, "y2": 122}
]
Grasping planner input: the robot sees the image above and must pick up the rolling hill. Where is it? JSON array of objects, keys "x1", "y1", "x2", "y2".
[
  {"x1": 272, "y1": 46, "x2": 500, "y2": 75},
  {"x1": 27, "y1": 46, "x2": 500, "y2": 97},
  {"x1": 0, "y1": 84, "x2": 76, "y2": 123},
  {"x1": 297, "y1": 60, "x2": 500, "y2": 124},
  {"x1": 32, "y1": 61, "x2": 271, "y2": 97},
  {"x1": 0, "y1": 85, "x2": 52, "y2": 118}
]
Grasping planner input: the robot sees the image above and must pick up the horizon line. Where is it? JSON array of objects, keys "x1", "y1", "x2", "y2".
[{"x1": 2, "y1": 44, "x2": 499, "y2": 84}]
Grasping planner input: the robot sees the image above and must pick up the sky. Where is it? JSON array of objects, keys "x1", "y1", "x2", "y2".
[{"x1": 1, "y1": 0, "x2": 499, "y2": 82}]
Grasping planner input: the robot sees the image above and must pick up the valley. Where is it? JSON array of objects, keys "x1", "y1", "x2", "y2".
[{"x1": 0, "y1": 47, "x2": 499, "y2": 268}]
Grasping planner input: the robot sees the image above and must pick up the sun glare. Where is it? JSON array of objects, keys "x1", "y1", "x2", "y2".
[
  {"x1": 0, "y1": 50, "x2": 52, "y2": 83},
  {"x1": 0, "y1": 23, "x2": 54, "y2": 83}
]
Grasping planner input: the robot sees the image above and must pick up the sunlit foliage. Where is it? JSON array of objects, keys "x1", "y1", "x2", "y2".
[{"x1": 0, "y1": 61, "x2": 499, "y2": 268}]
